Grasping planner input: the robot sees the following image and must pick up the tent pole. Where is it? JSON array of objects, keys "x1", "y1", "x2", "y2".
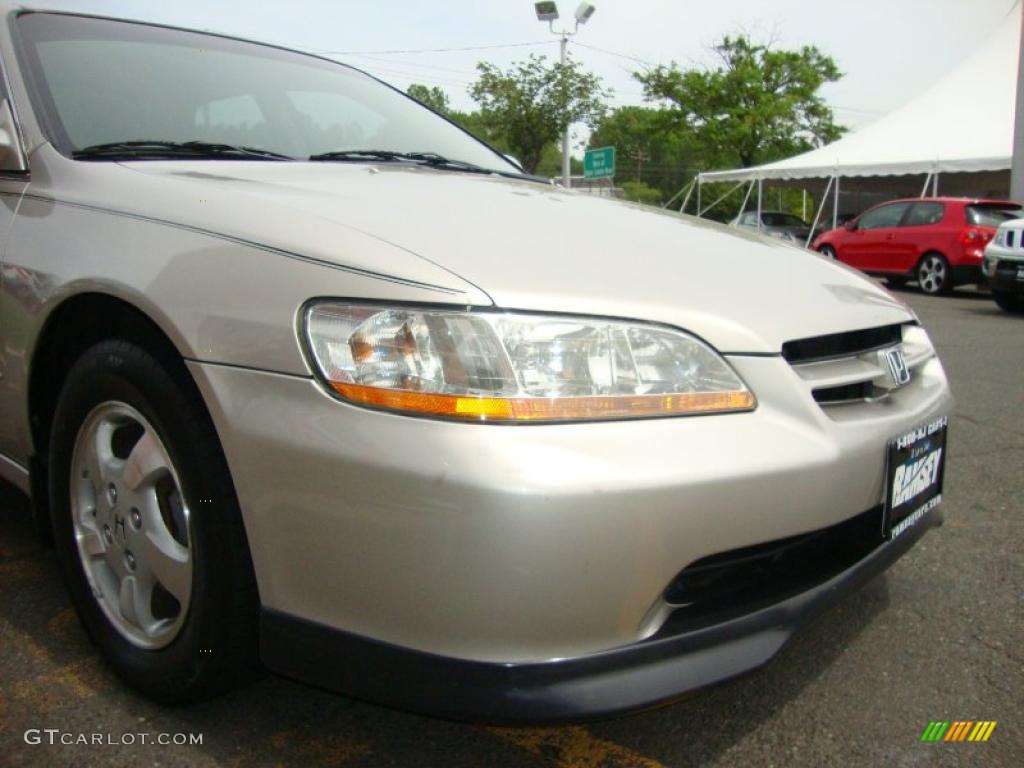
[
  {"x1": 679, "y1": 178, "x2": 694, "y2": 212},
  {"x1": 756, "y1": 179, "x2": 763, "y2": 232},
  {"x1": 807, "y1": 176, "x2": 833, "y2": 248},
  {"x1": 832, "y1": 176, "x2": 840, "y2": 230},
  {"x1": 920, "y1": 173, "x2": 932, "y2": 198},
  {"x1": 699, "y1": 181, "x2": 746, "y2": 217},
  {"x1": 663, "y1": 176, "x2": 695, "y2": 211},
  {"x1": 696, "y1": 178, "x2": 702, "y2": 218},
  {"x1": 932, "y1": 173, "x2": 939, "y2": 196},
  {"x1": 802, "y1": 190, "x2": 807, "y2": 221},
  {"x1": 736, "y1": 180, "x2": 755, "y2": 220}
]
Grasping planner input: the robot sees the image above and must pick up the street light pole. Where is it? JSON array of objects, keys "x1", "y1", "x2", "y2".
[
  {"x1": 534, "y1": 3, "x2": 596, "y2": 190},
  {"x1": 560, "y1": 33, "x2": 570, "y2": 190}
]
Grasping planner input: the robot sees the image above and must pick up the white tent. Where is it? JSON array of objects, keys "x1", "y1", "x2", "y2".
[{"x1": 676, "y1": 1, "x2": 1022, "y2": 233}]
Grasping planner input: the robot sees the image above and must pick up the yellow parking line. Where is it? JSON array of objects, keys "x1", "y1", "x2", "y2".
[
  {"x1": 487, "y1": 725, "x2": 667, "y2": 768},
  {"x1": 44, "y1": 607, "x2": 81, "y2": 642},
  {"x1": 11, "y1": 656, "x2": 110, "y2": 709},
  {"x1": 261, "y1": 730, "x2": 373, "y2": 766},
  {"x1": 0, "y1": 618, "x2": 112, "y2": 712}
]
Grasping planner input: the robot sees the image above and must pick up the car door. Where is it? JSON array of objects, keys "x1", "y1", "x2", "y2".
[
  {"x1": 892, "y1": 201, "x2": 945, "y2": 273},
  {"x1": 0, "y1": 59, "x2": 31, "y2": 468},
  {"x1": 844, "y1": 202, "x2": 912, "y2": 272}
]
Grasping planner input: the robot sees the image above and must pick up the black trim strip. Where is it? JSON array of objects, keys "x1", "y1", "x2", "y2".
[{"x1": 260, "y1": 504, "x2": 941, "y2": 722}]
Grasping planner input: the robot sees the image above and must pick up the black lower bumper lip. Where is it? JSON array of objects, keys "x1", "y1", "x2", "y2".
[
  {"x1": 986, "y1": 271, "x2": 1024, "y2": 293},
  {"x1": 260, "y1": 506, "x2": 942, "y2": 723}
]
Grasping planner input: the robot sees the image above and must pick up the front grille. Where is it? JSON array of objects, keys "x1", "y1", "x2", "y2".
[
  {"x1": 996, "y1": 259, "x2": 1023, "y2": 276},
  {"x1": 812, "y1": 381, "x2": 878, "y2": 404},
  {"x1": 782, "y1": 323, "x2": 934, "y2": 412},
  {"x1": 782, "y1": 324, "x2": 903, "y2": 364},
  {"x1": 659, "y1": 506, "x2": 884, "y2": 634}
]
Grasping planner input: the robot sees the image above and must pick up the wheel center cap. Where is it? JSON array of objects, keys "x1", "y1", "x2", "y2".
[{"x1": 112, "y1": 511, "x2": 128, "y2": 544}]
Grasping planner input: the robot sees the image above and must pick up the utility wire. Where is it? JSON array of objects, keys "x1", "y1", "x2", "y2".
[
  {"x1": 570, "y1": 41, "x2": 654, "y2": 68},
  {"x1": 316, "y1": 41, "x2": 551, "y2": 55}
]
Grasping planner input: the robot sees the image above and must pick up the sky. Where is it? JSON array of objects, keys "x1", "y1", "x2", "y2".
[{"x1": 15, "y1": 0, "x2": 1020, "y2": 152}]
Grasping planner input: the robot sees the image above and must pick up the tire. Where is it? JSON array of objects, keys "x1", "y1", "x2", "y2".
[
  {"x1": 819, "y1": 245, "x2": 837, "y2": 260},
  {"x1": 48, "y1": 340, "x2": 260, "y2": 703},
  {"x1": 916, "y1": 253, "x2": 952, "y2": 295},
  {"x1": 993, "y1": 290, "x2": 1024, "y2": 314}
]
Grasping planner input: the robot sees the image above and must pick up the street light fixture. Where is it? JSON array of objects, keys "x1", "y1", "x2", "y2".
[
  {"x1": 534, "y1": 2, "x2": 559, "y2": 22},
  {"x1": 575, "y1": 3, "x2": 596, "y2": 24},
  {"x1": 534, "y1": 2, "x2": 597, "y2": 189}
]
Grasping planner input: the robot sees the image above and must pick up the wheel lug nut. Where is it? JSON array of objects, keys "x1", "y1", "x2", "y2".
[
  {"x1": 103, "y1": 525, "x2": 113, "y2": 544},
  {"x1": 124, "y1": 551, "x2": 136, "y2": 571},
  {"x1": 107, "y1": 483, "x2": 118, "y2": 506},
  {"x1": 130, "y1": 508, "x2": 142, "y2": 530}
]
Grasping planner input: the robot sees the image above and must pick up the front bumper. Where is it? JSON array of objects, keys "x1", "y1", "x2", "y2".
[
  {"x1": 187, "y1": 346, "x2": 951, "y2": 717},
  {"x1": 260, "y1": 503, "x2": 940, "y2": 721},
  {"x1": 986, "y1": 264, "x2": 1024, "y2": 293},
  {"x1": 982, "y1": 244, "x2": 1024, "y2": 293}
]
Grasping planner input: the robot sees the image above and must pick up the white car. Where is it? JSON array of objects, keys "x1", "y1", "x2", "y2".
[{"x1": 982, "y1": 218, "x2": 1024, "y2": 313}]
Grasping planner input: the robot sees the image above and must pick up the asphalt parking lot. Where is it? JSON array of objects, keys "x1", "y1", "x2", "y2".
[{"x1": 1, "y1": 286, "x2": 1021, "y2": 768}]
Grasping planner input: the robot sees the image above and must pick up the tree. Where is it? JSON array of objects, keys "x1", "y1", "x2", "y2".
[
  {"x1": 406, "y1": 84, "x2": 451, "y2": 115},
  {"x1": 635, "y1": 35, "x2": 845, "y2": 170},
  {"x1": 589, "y1": 106, "x2": 697, "y2": 203},
  {"x1": 469, "y1": 54, "x2": 609, "y2": 174},
  {"x1": 620, "y1": 180, "x2": 663, "y2": 206}
]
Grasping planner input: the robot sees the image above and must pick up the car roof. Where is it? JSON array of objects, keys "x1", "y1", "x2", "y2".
[{"x1": 876, "y1": 197, "x2": 1023, "y2": 206}]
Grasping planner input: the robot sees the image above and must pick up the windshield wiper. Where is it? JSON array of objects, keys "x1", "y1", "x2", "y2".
[
  {"x1": 308, "y1": 149, "x2": 505, "y2": 176},
  {"x1": 72, "y1": 140, "x2": 295, "y2": 161}
]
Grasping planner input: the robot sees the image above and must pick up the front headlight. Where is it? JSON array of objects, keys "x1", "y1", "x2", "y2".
[{"x1": 304, "y1": 303, "x2": 755, "y2": 422}]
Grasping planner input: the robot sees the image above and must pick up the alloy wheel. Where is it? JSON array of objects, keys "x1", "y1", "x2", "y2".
[
  {"x1": 917, "y1": 255, "x2": 947, "y2": 294},
  {"x1": 69, "y1": 402, "x2": 193, "y2": 649}
]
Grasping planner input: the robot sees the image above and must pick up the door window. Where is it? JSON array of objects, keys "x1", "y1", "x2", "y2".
[
  {"x1": 857, "y1": 202, "x2": 911, "y2": 230},
  {"x1": 903, "y1": 202, "x2": 945, "y2": 227}
]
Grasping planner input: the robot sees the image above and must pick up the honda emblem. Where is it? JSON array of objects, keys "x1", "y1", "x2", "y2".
[{"x1": 884, "y1": 348, "x2": 911, "y2": 388}]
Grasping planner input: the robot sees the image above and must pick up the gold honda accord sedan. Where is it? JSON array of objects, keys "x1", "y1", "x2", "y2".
[{"x1": 0, "y1": 9, "x2": 951, "y2": 720}]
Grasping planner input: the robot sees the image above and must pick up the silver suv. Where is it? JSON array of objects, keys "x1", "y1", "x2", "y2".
[{"x1": 0, "y1": 9, "x2": 952, "y2": 720}]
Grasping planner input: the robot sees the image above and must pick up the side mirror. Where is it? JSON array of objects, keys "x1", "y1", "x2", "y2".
[
  {"x1": 0, "y1": 99, "x2": 27, "y2": 173},
  {"x1": 843, "y1": 219, "x2": 856, "y2": 231}
]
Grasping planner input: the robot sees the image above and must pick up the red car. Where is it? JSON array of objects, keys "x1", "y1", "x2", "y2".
[{"x1": 812, "y1": 197, "x2": 1024, "y2": 294}]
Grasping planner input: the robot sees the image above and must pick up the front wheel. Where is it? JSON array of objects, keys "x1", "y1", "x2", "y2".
[
  {"x1": 916, "y1": 253, "x2": 952, "y2": 295},
  {"x1": 49, "y1": 340, "x2": 260, "y2": 703},
  {"x1": 819, "y1": 245, "x2": 837, "y2": 260},
  {"x1": 993, "y1": 290, "x2": 1024, "y2": 314}
]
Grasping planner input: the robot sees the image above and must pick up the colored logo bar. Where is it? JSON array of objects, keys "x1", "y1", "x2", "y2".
[{"x1": 920, "y1": 721, "x2": 997, "y2": 742}]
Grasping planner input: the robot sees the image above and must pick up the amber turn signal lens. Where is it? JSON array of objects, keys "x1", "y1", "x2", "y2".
[{"x1": 331, "y1": 382, "x2": 755, "y2": 422}]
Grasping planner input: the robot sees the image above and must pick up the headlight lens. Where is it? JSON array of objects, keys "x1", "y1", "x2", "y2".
[{"x1": 304, "y1": 303, "x2": 755, "y2": 422}]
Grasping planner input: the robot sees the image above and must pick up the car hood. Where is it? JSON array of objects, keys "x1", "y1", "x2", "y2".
[{"x1": 77, "y1": 159, "x2": 914, "y2": 354}]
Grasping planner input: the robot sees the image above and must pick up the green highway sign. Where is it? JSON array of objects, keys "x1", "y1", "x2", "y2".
[{"x1": 584, "y1": 146, "x2": 615, "y2": 179}]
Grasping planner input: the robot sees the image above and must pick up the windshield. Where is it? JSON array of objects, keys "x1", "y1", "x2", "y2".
[
  {"x1": 15, "y1": 13, "x2": 519, "y2": 173},
  {"x1": 966, "y1": 204, "x2": 1024, "y2": 227},
  {"x1": 761, "y1": 213, "x2": 808, "y2": 228}
]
